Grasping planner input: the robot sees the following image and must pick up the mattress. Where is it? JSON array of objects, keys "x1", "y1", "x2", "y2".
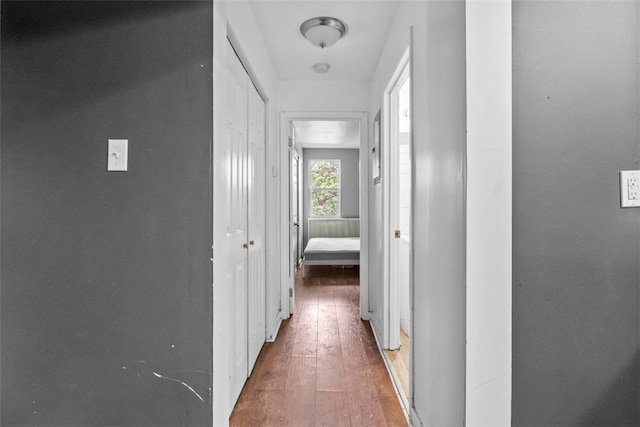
[{"x1": 304, "y1": 237, "x2": 360, "y2": 265}]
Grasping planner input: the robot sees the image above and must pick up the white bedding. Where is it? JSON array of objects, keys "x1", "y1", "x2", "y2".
[{"x1": 304, "y1": 237, "x2": 360, "y2": 253}]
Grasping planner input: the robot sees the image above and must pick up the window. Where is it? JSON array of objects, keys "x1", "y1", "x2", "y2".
[{"x1": 309, "y1": 159, "x2": 340, "y2": 217}]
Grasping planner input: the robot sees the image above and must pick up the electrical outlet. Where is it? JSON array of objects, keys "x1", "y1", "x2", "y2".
[
  {"x1": 620, "y1": 170, "x2": 640, "y2": 207},
  {"x1": 629, "y1": 177, "x2": 639, "y2": 200}
]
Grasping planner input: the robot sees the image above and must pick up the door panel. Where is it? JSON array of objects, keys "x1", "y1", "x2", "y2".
[
  {"x1": 247, "y1": 83, "x2": 266, "y2": 373},
  {"x1": 288, "y1": 129, "x2": 302, "y2": 315},
  {"x1": 291, "y1": 153, "x2": 300, "y2": 269},
  {"x1": 221, "y1": 39, "x2": 267, "y2": 409},
  {"x1": 226, "y1": 41, "x2": 249, "y2": 405}
]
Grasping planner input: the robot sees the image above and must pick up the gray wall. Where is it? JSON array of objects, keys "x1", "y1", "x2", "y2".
[
  {"x1": 1, "y1": 2, "x2": 213, "y2": 425},
  {"x1": 303, "y1": 148, "x2": 359, "y2": 246},
  {"x1": 513, "y1": 1, "x2": 640, "y2": 424}
]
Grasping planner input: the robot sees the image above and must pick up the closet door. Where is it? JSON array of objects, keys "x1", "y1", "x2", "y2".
[
  {"x1": 247, "y1": 83, "x2": 266, "y2": 373},
  {"x1": 226, "y1": 41, "x2": 249, "y2": 405}
]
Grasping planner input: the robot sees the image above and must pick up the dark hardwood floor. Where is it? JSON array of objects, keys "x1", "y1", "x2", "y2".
[{"x1": 230, "y1": 265, "x2": 408, "y2": 426}]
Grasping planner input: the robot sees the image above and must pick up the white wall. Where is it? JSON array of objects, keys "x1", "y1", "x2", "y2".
[
  {"x1": 278, "y1": 80, "x2": 369, "y2": 112},
  {"x1": 213, "y1": 0, "x2": 280, "y2": 423},
  {"x1": 413, "y1": 2, "x2": 467, "y2": 424},
  {"x1": 214, "y1": 1, "x2": 512, "y2": 424},
  {"x1": 369, "y1": 1, "x2": 467, "y2": 425},
  {"x1": 465, "y1": 0, "x2": 512, "y2": 425},
  {"x1": 278, "y1": 84, "x2": 370, "y2": 320},
  {"x1": 367, "y1": 1, "x2": 413, "y2": 358}
]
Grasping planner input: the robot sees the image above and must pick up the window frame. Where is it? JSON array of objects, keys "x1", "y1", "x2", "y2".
[{"x1": 308, "y1": 159, "x2": 341, "y2": 218}]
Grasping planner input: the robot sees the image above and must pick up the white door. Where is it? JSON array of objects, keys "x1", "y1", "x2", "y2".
[
  {"x1": 247, "y1": 82, "x2": 266, "y2": 374},
  {"x1": 291, "y1": 151, "x2": 300, "y2": 269},
  {"x1": 287, "y1": 133, "x2": 299, "y2": 315},
  {"x1": 213, "y1": 34, "x2": 266, "y2": 423},
  {"x1": 226, "y1": 41, "x2": 250, "y2": 405},
  {"x1": 296, "y1": 151, "x2": 303, "y2": 268}
]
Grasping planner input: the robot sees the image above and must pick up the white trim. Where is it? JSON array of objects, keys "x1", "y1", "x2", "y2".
[
  {"x1": 465, "y1": 1, "x2": 512, "y2": 425},
  {"x1": 226, "y1": 25, "x2": 268, "y2": 104},
  {"x1": 280, "y1": 111, "x2": 369, "y2": 319},
  {"x1": 266, "y1": 313, "x2": 282, "y2": 343}
]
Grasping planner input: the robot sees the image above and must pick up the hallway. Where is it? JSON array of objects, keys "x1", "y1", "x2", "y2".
[{"x1": 230, "y1": 266, "x2": 407, "y2": 426}]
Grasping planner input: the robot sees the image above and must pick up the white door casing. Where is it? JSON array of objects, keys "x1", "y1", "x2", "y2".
[
  {"x1": 286, "y1": 125, "x2": 303, "y2": 316},
  {"x1": 279, "y1": 112, "x2": 369, "y2": 320}
]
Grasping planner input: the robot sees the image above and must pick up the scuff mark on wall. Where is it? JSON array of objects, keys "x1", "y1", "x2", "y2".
[{"x1": 152, "y1": 372, "x2": 205, "y2": 402}]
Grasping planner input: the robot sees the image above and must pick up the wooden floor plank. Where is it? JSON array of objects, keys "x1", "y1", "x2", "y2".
[
  {"x1": 400, "y1": 328, "x2": 410, "y2": 368},
  {"x1": 229, "y1": 389, "x2": 284, "y2": 427},
  {"x1": 336, "y1": 301, "x2": 389, "y2": 425},
  {"x1": 252, "y1": 353, "x2": 290, "y2": 391},
  {"x1": 291, "y1": 303, "x2": 318, "y2": 357},
  {"x1": 229, "y1": 266, "x2": 407, "y2": 427},
  {"x1": 280, "y1": 356, "x2": 317, "y2": 427},
  {"x1": 362, "y1": 324, "x2": 397, "y2": 398},
  {"x1": 381, "y1": 395, "x2": 410, "y2": 426},
  {"x1": 317, "y1": 291, "x2": 341, "y2": 357},
  {"x1": 315, "y1": 390, "x2": 350, "y2": 427},
  {"x1": 384, "y1": 328, "x2": 411, "y2": 410},
  {"x1": 316, "y1": 353, "x2": 345, "y2": 392}
]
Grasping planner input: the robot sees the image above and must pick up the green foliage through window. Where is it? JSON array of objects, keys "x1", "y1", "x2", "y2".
[{"x1": 310, "y1": 160, "x2": 340, "y2": 217}]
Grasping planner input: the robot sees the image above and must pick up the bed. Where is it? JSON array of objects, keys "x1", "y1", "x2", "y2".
[{"x1": 303, "y1": 218, "x2": 360, "y2": 276}]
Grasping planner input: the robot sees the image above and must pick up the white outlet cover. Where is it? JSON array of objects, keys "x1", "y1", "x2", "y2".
[
  {"x1": 107, "y1": 139, "x2": 128, "y2": 171},
  {"x1": 620, "y1": 170, "x2": 640, "y2": 207}
]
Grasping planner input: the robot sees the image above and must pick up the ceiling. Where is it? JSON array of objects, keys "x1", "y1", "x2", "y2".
[
  {"x1": 293, "y1": 120, "x2": 360, "y2": 149},
  {"x1": 249, "y1": 1, "x2": 399, "y2": 148},
  {"x1": 248, "y1": 0, "x2": 400, "y2": 82}
]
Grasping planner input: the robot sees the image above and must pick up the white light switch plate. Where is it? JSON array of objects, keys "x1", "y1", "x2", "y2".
[
  {"x1": 620, "y1": 170, "x2": 640, "y2": 207},
  {"x1": 107, "y1": 139, "x2": 128, "y2": 171}
]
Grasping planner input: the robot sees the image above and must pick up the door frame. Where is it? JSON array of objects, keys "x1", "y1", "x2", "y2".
[
  {"x1": 279, "y1": 111, "x2": 369, "y2": 319},
  {"x1": 290, "y1": 148, "x2": 302, "y2": 270},
  {"x1": 383, "y1": 49, "x2": 411, "y2": 350},
  {"x1": 288, "y1": 138, "x2": 302, "y2": 315}
]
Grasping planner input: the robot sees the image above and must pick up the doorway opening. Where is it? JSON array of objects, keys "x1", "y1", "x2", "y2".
[
  {"x1": 280, "y1": 112, "x2": 369, "y2": 319},
  {"x1": 383, "y1": 52, "x2": 412, "y2": 412}
]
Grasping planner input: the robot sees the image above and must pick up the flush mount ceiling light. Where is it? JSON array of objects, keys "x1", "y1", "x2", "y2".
[
  {"x1": 300, "y1": 16, "x2": 348, "y2": 49},
  {"x1": 313, "y1": 63, "x2": 331, "y2": 74}
]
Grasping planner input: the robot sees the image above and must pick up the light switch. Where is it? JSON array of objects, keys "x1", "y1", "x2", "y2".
[
  {"x1": 107, "y1": 139, "x2": 128, "y2": 171},
  {"x1": 620, "y1": 170, "x2": 640, "y2": 207}
]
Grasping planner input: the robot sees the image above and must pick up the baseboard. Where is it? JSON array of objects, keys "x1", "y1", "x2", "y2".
[
  {"x1": 266, "y1": 311, "x2": 283, "y2": 342},
  {"x1": 368, "y1": 319, "x2": 411, "y2": 425}
]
